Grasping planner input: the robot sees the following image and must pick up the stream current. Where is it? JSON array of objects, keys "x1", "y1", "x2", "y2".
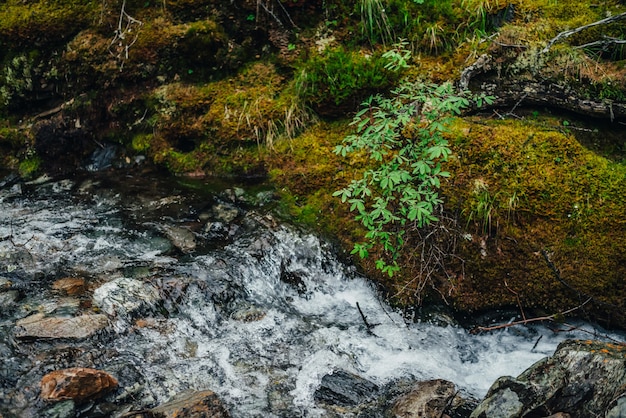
[{"x1": 0, "y1": 169, "x2": 621, "y2": 417}]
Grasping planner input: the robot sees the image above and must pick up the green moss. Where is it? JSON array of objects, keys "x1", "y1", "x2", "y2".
[
  {"x1": 295, "y1": 46, "x2": 397, "y2": 112},
  {"x1": 131, "y1": 133, "x2": 154, "y2": 152},
  {"x1": 18, "y1": 156, "x2": 41, "y2": 178},
  {"x1": 0, "y1": 0, "x2": 97, "y2": 49},
  {"x1": 441, "y1": 117, "x2": 626, "y2": 323}
]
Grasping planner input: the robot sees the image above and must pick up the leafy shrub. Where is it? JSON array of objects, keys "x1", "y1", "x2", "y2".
[{"x1": 334, "y1": 81, "x2": 491, "y2": 276}]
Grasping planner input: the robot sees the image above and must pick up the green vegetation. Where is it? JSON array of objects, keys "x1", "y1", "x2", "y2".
[
  {"x1": 333, "y1": 82, "x2": 490, "y2": 276},
  {"x1": 295, "y1": 47, "x2": 398, "y2": 111}
]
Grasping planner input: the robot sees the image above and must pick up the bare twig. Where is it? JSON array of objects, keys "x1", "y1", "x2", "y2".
[
  {"x1": 541, "y1": 11, "x2": 626, "y2": 53},
  {"x1": 474, "y1": 297, "x2": 592, "y2": 332},
  {"x1": 108, "y1": 0, "x2": 143, "y2": 69}
]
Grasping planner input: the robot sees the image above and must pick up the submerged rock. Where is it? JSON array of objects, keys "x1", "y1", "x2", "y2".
[
  {"x1": 471, "y1": 339, "x2": 626, "y2": 418},
  {"x1": 93, "y1": 277, "x2": 160, "y2": 317},
  {"x1": 14, "y1": 313, "x2": 108, "y2": 340},
  {"x1": 40, "y1": 368, "x2": 118, "y2": 403},
  {"x1": 160, "y1": 224, "x2": 197, "y2": 253},
  {"x1": 212, "y1": 202, "x2": 240, "y2": 223},
  {"x1": 147, "y1": 390, "x2": 230, "y2": 417}
]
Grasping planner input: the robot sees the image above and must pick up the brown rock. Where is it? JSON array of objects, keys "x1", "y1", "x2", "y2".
[
  {"x1": 52, "y1": 277, "x2": 86, "y2": 296},
  {"x1": 150, "y1": 390, "x2": 230, "y2": 417},
  {"x1": 392, "y1": 379, "x2": 472, "y2": 418},
  {"x1": 15, "y1": 313, "x2": 108, "y2": 339},
  {"x1": 40, "y1": 367, "x2": 118, "y2": 403}
]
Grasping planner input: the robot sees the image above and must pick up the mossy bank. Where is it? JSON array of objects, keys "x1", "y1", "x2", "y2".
[{"x1": 1, "y1": 0, "x2": 625, "y2": 327}]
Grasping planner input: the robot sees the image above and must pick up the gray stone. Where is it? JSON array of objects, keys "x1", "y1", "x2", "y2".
[
  {"x1": 0, "y1": 289, "x2": 19, "y2": 309},
  {"x1": 606, "y1": 393, "x2": 626, "y2": 418},
  {"x1": 471, "y1": 340, "x2": 626, "y2": 418},
  {"x1": 41, "y1": 400, "x2": 75, "y2": 418},
  {"x1": 15, "y1": 313, "x2": 108, "y2": 339},
  {"x1": 314, "y1": 370, "x2": 379, "y2": 407},
  {"x1": 93, "y1": 277, "x2": 160, "y2": 317}
]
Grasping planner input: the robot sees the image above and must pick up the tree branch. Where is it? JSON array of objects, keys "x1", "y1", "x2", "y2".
[{"x1": 541, "y1": 11, "x2": 626, "y2": 53}]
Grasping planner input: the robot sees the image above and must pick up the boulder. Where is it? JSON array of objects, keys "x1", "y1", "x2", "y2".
[
  {"x1": 392, "y1": 379, "x2": 476, "y2": 418},
  {"x1": 93, "y1": 277, "x2": 160, "y2": 317},
  {"x1": 148, "y1": 390, "x2": 230, "y2": 417},
  {"x1": 471, "y1": 340, "x2": 626, "y2": 418},
  {"x1": 14, "y1": 313, "x2": 108, "y2": 340},
  {"x1": 314, "y1": 369, "x2": 380, "y2": 407},
  {"x1": 40, "y1": 368, "x2": 118, "y2": 403}
]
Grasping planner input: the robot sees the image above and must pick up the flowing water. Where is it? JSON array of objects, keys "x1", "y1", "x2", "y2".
[{"x1": 0, "y1": 169, "x2": 622, "y2": 417}]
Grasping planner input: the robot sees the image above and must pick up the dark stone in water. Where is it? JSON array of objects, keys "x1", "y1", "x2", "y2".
[
  {"x1": 85, "y1": 144, "x2": 118, "y2": 172},
  {"x1": 314, "y1": 370, "x2": 380, "y2": 407},
  {"x1": 280, "y1": 261, "x2": 307, "y2": 295},
  {"x1": 0, "y1": 172, "x2": 20, "y2": 189}
]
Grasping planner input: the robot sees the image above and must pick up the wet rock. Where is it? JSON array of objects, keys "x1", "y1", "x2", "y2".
[
  {"x1": 0, "y1": 182, "x2": 22, "y2": 201},
  {"x1": 15, "y1": 313, "x2": 108, "y2": 339},
  {"x1": 203, "y1": 221, "x2": 239, "y2": 242},
  {"x1": 93, "y1": 277, "x2": 160, "y2": 317},
  {"x1": 471, "y1": 339, "x2": 626, "y2": 418},
  {"x1": 230, "y1": 304, "x2": 266, "y2": 322},
  {"x1": 41, "y1": 400, "x2": 75, "y2": 418},
  {"x1": 160, "y1": 224, "x2": 197, "y2": 253},
  {"x1": 0, "y1": 289, "x2": 20, "y2": 310},
  {"x1": 52, "y1": 277, "x2": 86, "y2": 296},
  {"x1": 220, "y1": 187, "x2": 246, "y2": 203},
  {"x1": 0, "y1": 276, "x2": 13, "y2": 289},
  {"x1": 0, "y1": 172, "x2": 21, "y2": 189},
  {"x1": 40, "y1": 368, "x2": 118, "y2": 403},
  {"x1": 280, "y1": 262, "x2": 307, "y2": 295},
  {"x1": 85, "y1": 144, "x2": 118, "y2": 172},
  {"x1": 314, "y1": 370, "x2": 380, "y2": 407},
  {"x1": 392, "y1": 379, "x2": 476, "y2": 418},
  {"x1": 606, "y1": 393, "x2": 626, "y2": 418},
  {"x1": 148, "y1": 390, "x2": 230, "y2": 417},
  {"x1": 212, "y1": 202, "x2": 240, "y2": 223}
]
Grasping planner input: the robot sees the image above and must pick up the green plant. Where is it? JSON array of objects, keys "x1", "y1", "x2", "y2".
[
  {"x1": 382, "y1": 39, "x2": 412, "y2": 71},
  {"x1": 359, "y1": 0, "x2": 394, "y2": 46},
  {"x1": 334, "y1": 81, "x2": 488, "y2": 276},
  {"x1": 465, "y1": 178, "x2": 498, "y2": 233}
]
